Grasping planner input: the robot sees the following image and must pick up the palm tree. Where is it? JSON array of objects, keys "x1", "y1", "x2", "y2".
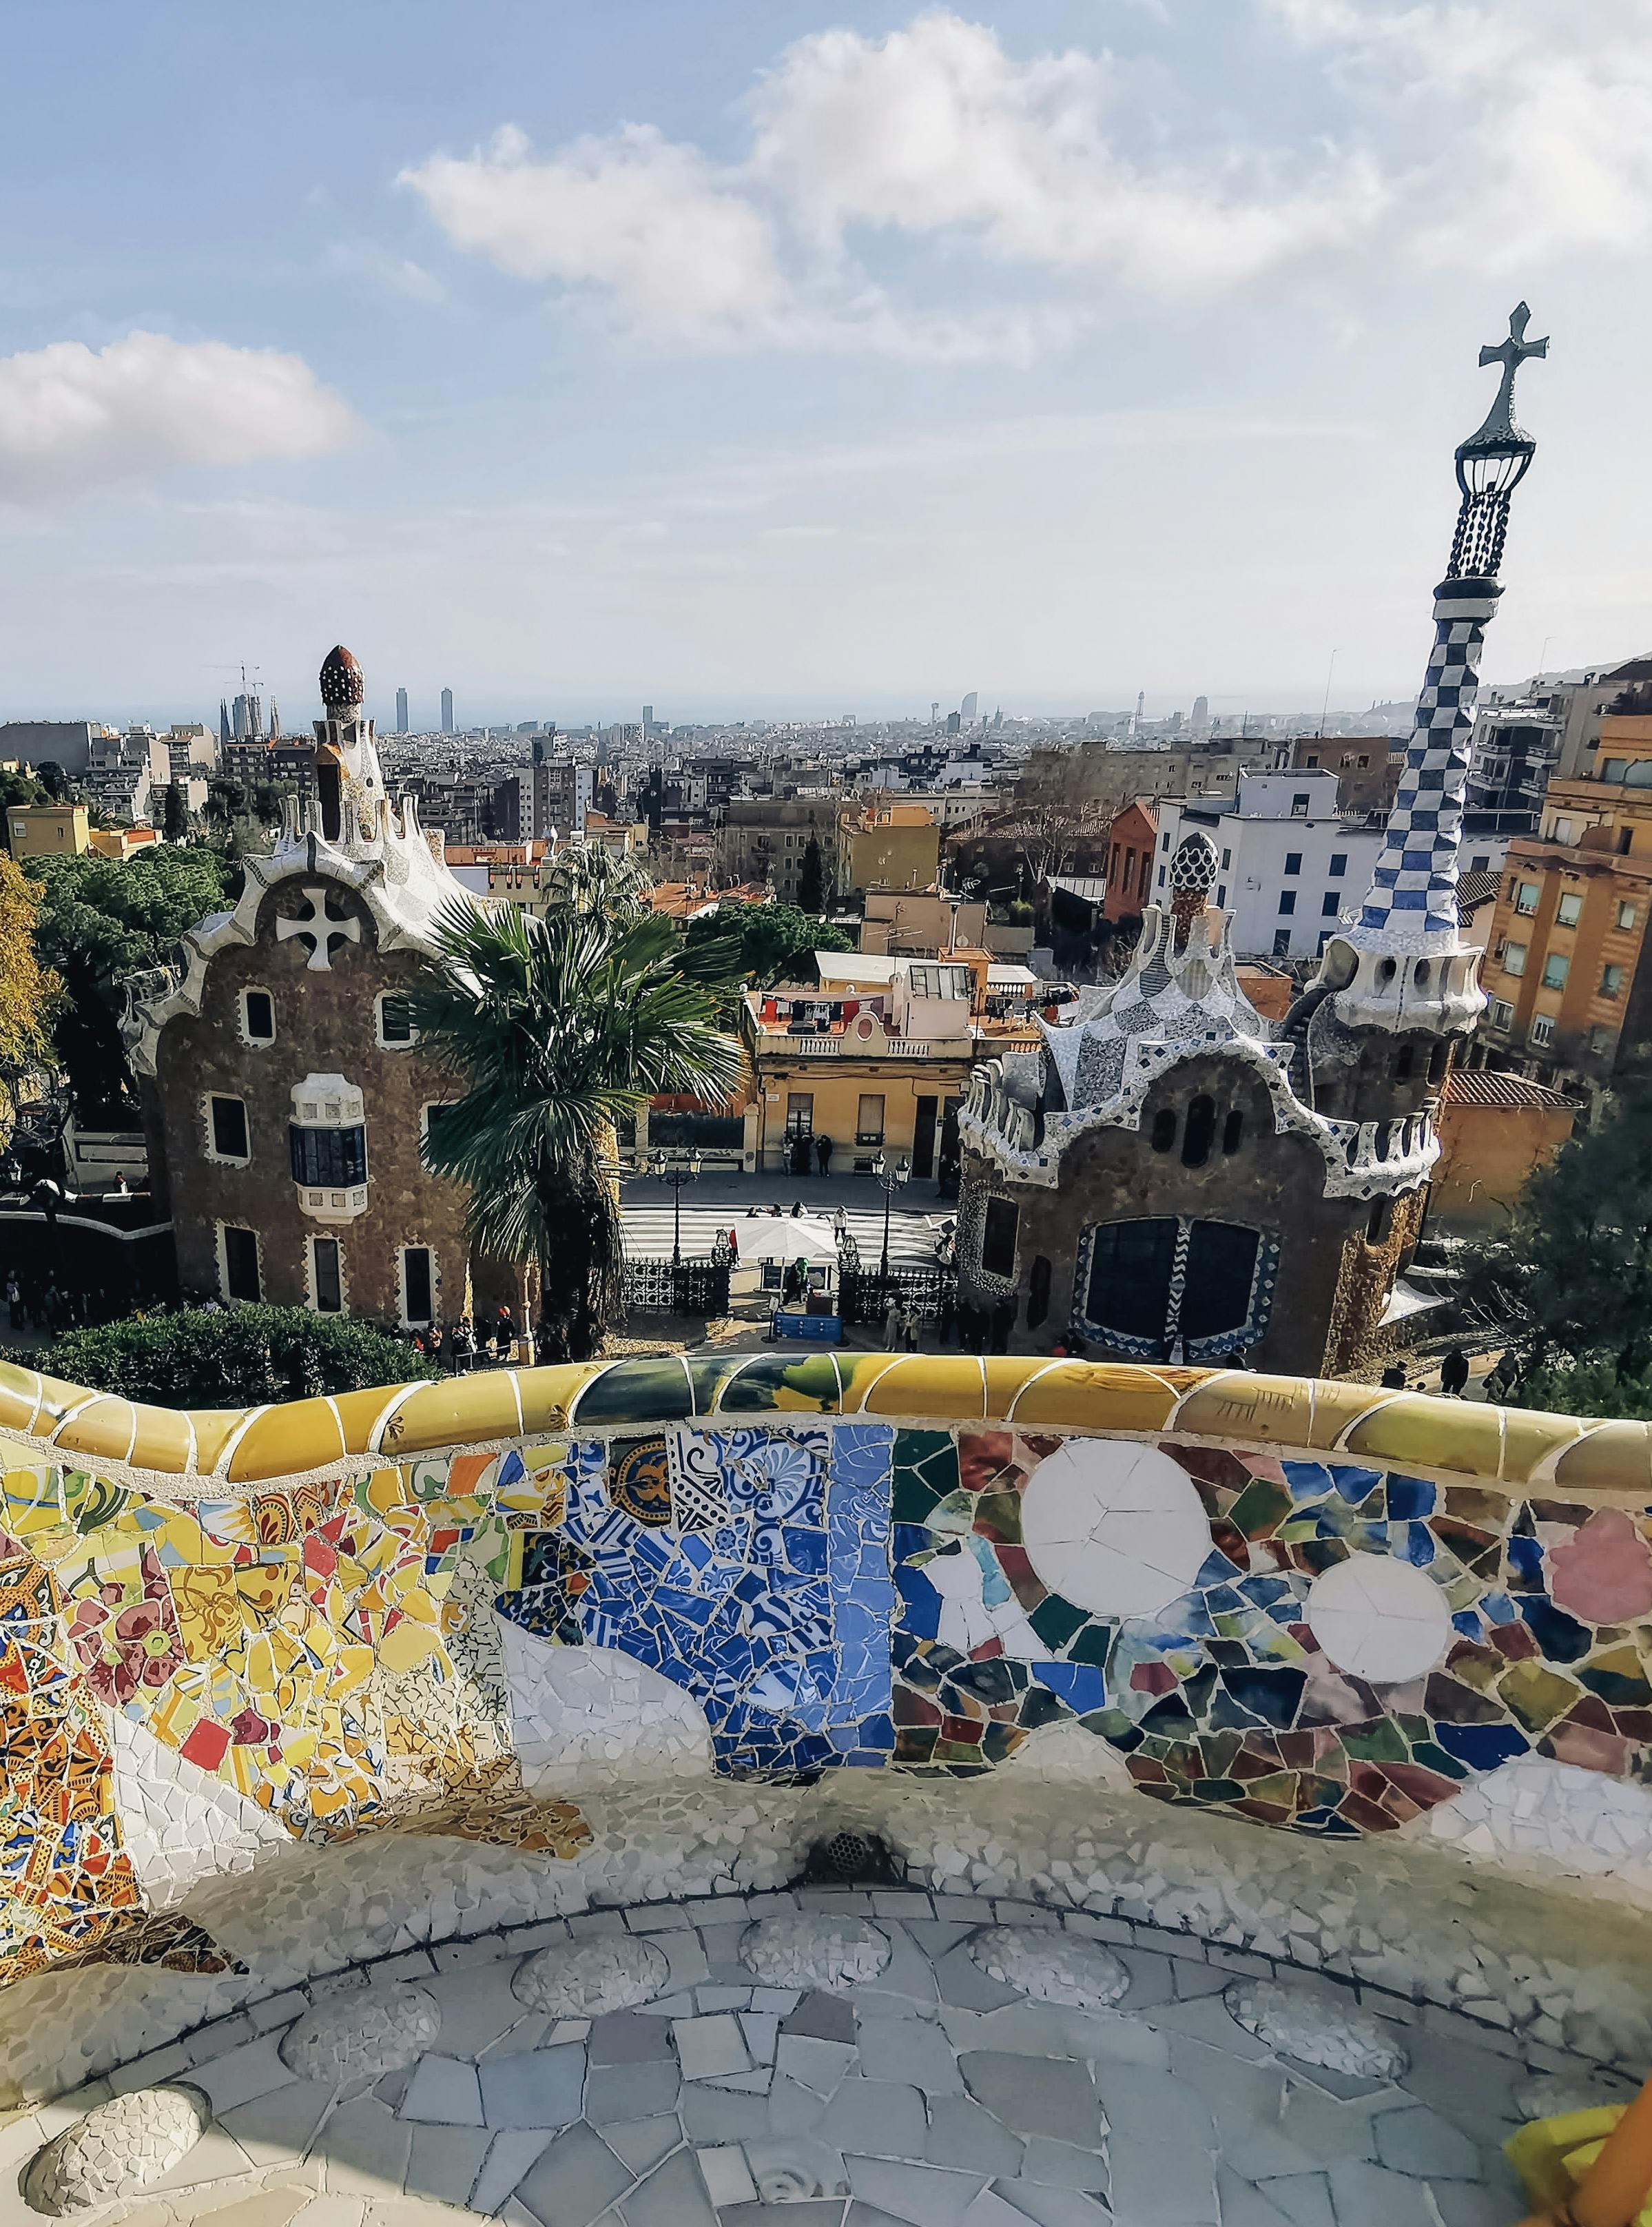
[{"x1": 409, "y1": 903, "x2": 744, "y2": 1361}]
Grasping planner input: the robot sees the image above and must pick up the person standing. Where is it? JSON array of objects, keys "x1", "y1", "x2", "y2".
[
  {"x1": 452, "y1": 1315, "x2": 473, "y2": 1372},
  {"x1": 883, "y1": 1293, "x2": 902, "y2": 1350},
  {"x1": 493, "y1": 1306, "x2": 515, "y2": 1363},
  {"x1": 5, "y1": 1274, "x2": 20, "y2": 1333},
  {"x1": 816, "y1": 1134, "x2": 834, "y2": 1176},
  {"x1": 1439, "y1": 1347, "x2": 1470, "y2": 1397}
]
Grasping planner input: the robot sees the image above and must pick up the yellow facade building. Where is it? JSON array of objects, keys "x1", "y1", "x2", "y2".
[
  {"x1": 745, "y1": 951, "x2": 1038, "y2": 1179},
  {"x1": 7, "y1": 802, "x2": 91, "y2": 859},
  {"x1": 1476, "y1": 705, "x2": 1652, "y2": 1099},
  {"x1": 838, "y1": 802, "x2": 940, "y2": 896}
]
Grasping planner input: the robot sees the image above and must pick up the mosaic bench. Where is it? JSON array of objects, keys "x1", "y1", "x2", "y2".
[{"x1": 3, "y1": 1347, "x2": 1651, "y2": 2014}]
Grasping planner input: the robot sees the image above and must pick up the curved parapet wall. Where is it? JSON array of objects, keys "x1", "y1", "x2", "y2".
[{"x1": 6, "y1": 1351, "x2": 1652, "y2": 1997}]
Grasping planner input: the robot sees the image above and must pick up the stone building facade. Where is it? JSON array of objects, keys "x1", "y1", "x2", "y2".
[
  {"x1": 956, "y1": 308, "x2": 1548, "y2": 1374},
  {"x1": 129, "y1": 647, "x2": 514, "y2": 1328}
]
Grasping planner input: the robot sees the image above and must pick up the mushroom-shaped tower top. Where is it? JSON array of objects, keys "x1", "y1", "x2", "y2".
[{"x1": 319, "y1": 644, "x2": 365, "y2": 710}]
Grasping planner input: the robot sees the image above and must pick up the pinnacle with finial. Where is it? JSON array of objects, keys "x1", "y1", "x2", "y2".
[{"x1": 1467, "y1": 302, "x2": 1549, "y2": 449}]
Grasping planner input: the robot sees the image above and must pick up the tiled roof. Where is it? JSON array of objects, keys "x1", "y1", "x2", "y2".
[
  {"x1": 1456, "y1": 870, "x2": 1500, "y2": 912},
  {"x1": 1444, "y1": 1069, "x2": 1576, "y2": 1110}
]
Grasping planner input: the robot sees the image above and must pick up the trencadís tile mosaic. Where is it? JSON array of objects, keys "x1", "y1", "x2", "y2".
[{"x1": 6, "y1": 1411, "x2": 1652, "y2": 1984}]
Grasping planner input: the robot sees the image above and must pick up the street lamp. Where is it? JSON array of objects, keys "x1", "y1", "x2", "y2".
[
  {"x1": 870, "y1": 1149, "x2": 910, "y2": 1287},
  {"x1": 649, "y1": 1145, "x2": 703, "y2": 1269}
]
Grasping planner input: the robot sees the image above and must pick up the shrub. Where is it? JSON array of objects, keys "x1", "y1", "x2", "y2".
[{"x1": 38, "y1": 1306, "x2": 437, "y2": 1408}]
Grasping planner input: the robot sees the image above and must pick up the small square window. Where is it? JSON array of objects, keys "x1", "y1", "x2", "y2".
[
  {"x1": 1618, "y1": 900, "x2": 1638, "y2": 931},
  {"x1": 1220, "y1": 848, "x2": 1231, "y2": 870},
  {"x1": 1489, "y1": 998, "x2": 1514, "y2": 1027},
  {"x1": 1327, "y1": 853, "x2": 1347, "y2": 877},
  {"x1": 1278, "y1": 890, "x2": 1297, "y2": 916},
  {"x1": 1503, "y1": 941, "x2": 1527, "y2": 978},
  {"x1": 378, "y1": 994, "x2": 416, "y2": 1047},
  {"x1": 1283, "y1": 852, "x2": 1302, "y2": 876},
  {"x1": 1556, "y1": 891, "x2": 1583, "y2": 927},
  {"x1": 1602, "y1": 963, "x2": 1624, "y2": 996},
  {"x1": 1514, "y1": 882, "x2": 1540, "y2": 916},
  {"x1": 1272, "y1": 927, "x2": 1292, "y2": 957},
  {"x1": 1530, "y1": 1014, "x2": 1555, "y2": 1048},
  {"x1": 209, "y1": 1095, "x2": 249, "y2": 1160},
  {"x1": 1216, "y1": 883, "x2": 1226, "y2": 907},
  {"x1": 242, "y1": 989, "x2": 275, "y2": 1043},
  {"x1": 1541, "y1": 952, "x2": 1570, "y2": 990},
  {"x1": 1321, "y1": 891, "x2": 1340, "y2": 916}
]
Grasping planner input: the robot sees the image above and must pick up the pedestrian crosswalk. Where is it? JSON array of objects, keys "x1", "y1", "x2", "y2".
[{"x1": 619, "y1": 1202, "x2": 943, "y2": 1270}]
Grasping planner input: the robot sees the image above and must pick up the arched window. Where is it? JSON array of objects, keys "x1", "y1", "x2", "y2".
[
  {"x1": 1367, "y1": 1195, "x2": 1394, "y2": 1244},
  {"x1": 1429, "y1": 1041, "x2": 1449, "y2": 1083},
  {"x1": 1221, "y1": 1109, "x2": 1243, "y2": 1156},
  {"x1": 1150, "y1": 1107, "x2": 1177, "y2": 1153},
  {"x1": 1375, "y1": 1120, "x2": 1392, "y2": 1161},
  {"x1": 1181, "y1": 1095, "x2": 1216, "y2": 1167},
  {"x1": 1395, "y1": 1045, "x2": 1414, "y2": 1082}
]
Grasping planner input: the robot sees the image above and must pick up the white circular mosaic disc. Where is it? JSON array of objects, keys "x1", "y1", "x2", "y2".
[
  {"x1": 1305, "y1": 1554, "x2": 1450, "y2": 1685},
  {"x1": 969, "y1": 1925, "x2": 1130, "y2": 2009},
  {"x1": 278, "y1": 1983, "x2": 442, "y2": 2090},
  {"x1": 739, "y1": 1914, "x2": 891, "y2": 1990},
  {"x1": 1226, "y1": 1978, "x2": 1408, "y2": 2078},
  {"x1": 512, "y1": 1935, "x2": 671, "y2": 2017},
  {"x1": 1020, "y1": 1440, "x2": 1212, "y2": 1619},
  {"x1": 25, "y1": 2086, "x2": 208, "y2": 2215}
]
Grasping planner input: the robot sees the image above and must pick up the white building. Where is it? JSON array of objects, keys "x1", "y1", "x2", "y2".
[{"x1": 1151, "y1": 772, "x2": 1384, "y2": 962}]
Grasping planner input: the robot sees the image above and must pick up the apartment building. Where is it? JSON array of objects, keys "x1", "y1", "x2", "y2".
[
  {"x1": 716, "y1": 799, "x2": 840, "y2": 903},
  {"x1": 745, "y1": 950, "x2": 1037, "y2": 1178},
  {"x1": 1475, "y1": 701, "x2": 1652, "y2": 1099},
  {"x1": 837, "y1": 802, "x2": 940, "y2": 896}
]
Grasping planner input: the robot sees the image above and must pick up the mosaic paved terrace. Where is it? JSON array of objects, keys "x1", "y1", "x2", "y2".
[{"x1": 4, "y1": 1351, "x2": 1652, "y2": 2219}]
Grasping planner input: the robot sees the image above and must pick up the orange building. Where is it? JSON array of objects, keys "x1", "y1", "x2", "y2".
[
  {"x1": 1430, "y1": 1068, "x2": 1576, "y2": 1231},
  {"x1": 1102, "y1": 797, "x2": 1157, "y2": 922},
  {"x1": 1475, "y1": 697, "x2": 1652, "y2": 1101}
]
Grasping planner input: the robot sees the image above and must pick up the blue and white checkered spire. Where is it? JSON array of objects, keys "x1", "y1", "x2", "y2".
[{"x1": 1348, "y1": 307, "x2": 1547, "y2": 959}]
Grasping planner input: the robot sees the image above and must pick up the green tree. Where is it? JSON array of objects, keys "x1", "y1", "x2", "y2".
[
  {"x1": 682, "y1": 901, "x2": 852, "y2": 992},
  {"x1": 26, "y1": 846, "x2": 230, "y2": 1114},
  {"x1": 1471, "y1": 1082, "x2": 1652, "y2": 1399},
  {"x1": 0, "y1": 856, "x2": 56, "y2": 1145},
  {"x1": 797, "y1": 833, "x2": 825, "y2": 914},
  {"x1": 35, "y1": 761, "x2": 72, "y2": 803},
  {"x1": 37, "y1": 1306, "x2": 436, "y2": 1407},
  {"x1": 409, "y1": 903, "x2": 743, "y2": 1360},
  {"x1": 162, "y1": 782, "x2": 190, "y2": 841}
]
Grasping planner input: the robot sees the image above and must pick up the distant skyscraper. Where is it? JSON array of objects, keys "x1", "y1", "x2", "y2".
[
  {"x1": 219, "y1": 699, "x2": 231, "y2": 748},
  {"x1": 396, "y1": 687, "x2": 409, "y2": 734},
  {"x1": 961, "y1": 691, "x2": 978, "y2": 722},
  {"x1": 440, "y1": 687, "x2": 454, "y2": 735},
  {"x1": 642, "y1": 703, "x2": 654, "y2": 735},
  {"x1": 232, "y1": 692, "x2": 262, "y2": 742},
  {"x1": 1192, "y1": 694, "x2": 1210, "y2": 732}
]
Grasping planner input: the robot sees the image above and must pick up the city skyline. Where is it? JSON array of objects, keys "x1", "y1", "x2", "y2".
[{"x1": 2, "y1": 1, "x2": 1649, "y2": 712}]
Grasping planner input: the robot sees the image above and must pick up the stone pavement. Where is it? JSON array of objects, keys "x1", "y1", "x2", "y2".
[{"x1": 6, "y1": 1882, "x2": 1622, "y2": 2224}]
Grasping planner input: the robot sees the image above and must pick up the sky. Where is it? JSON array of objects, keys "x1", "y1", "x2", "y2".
[{"x1": 4, "y1": 0, "x2": 1652, "y2": 727}]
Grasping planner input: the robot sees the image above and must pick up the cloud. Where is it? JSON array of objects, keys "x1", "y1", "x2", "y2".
[
  {"x1": 400, "y1": 12, "x2": 1385, "y2": 357},
  {"x1": 748, "y1": 12, "x2": 1383, "y2": 291},
  {"x1": 0, "y1": 330, "x2": 357, "y2": 502},
  {"x1": 402, "y1": 119, "x2": 1076, "y2": 360},
  {"x1": 1263, "y1": 0, "x2": 1652, "y2": 267},
  {"x1": 402, "y1": 123, "x2": 786, "y2": 337}
]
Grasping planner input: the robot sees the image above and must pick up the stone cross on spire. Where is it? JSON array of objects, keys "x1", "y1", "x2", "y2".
[{"x1": 1468, "y1": 302, "x2": 1549, "y2": 449}]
